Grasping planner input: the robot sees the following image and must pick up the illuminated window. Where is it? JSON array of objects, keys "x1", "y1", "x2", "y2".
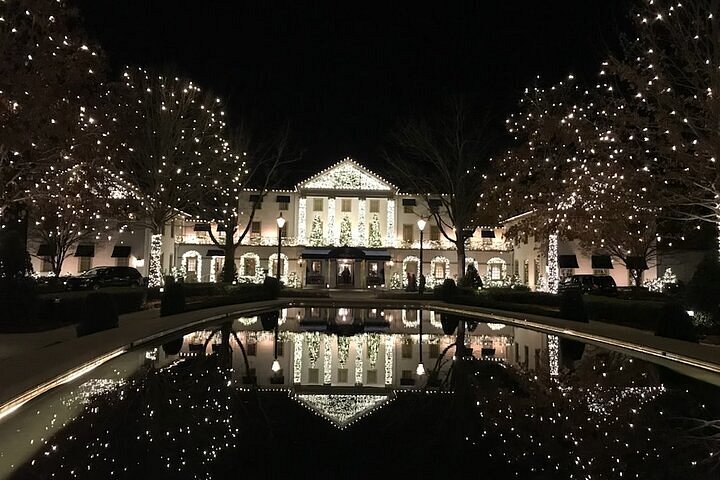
[
  {"x1": 78, "y1": 256, "x2": 92, "y2": 273},
  {"x1": 369, "y1": 199, "x2": 380, "y2": 213},
  {"x1": 251, "y1": 221, "x2": 261, "y2": 236},
  {"x1": 341, "y1": 199, "x2": 351, "y2": 212},
  {"x1": 243, "y1": 256, "x2": 256, "y2": 274},
  {"x1": 186, "y1": 256, "x2": 197, "y2": 272},
  {"x1": 403, "y1": 224, "x2": 414, "y2": 242},
  {"x1": 430, "y1": 225, "x2": 440, "y2": 241},
  {"x1": 434, "y1": 262, "x2": 446, "y2": 278},
  {"x1": 487, "y1": 258, "x2": 506, "y2": 281}
]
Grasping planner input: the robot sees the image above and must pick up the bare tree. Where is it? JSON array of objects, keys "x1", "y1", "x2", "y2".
[
  {"x1": 385, "y1": 98, "x2": 497, "y2": 282},
  {"x1": 109, "y1": 67, "x2": 230, "y2": 285},
  {"x1": 195, "y1": 128, "x2": 297, "y2": 283}
]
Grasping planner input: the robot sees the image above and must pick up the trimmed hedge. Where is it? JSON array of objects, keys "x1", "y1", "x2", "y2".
[
  {"x1": 484, "y1": 289, "x2": 561, "y2": 308},
  {"x1": 656, "y1": 303, "x2": 697, "y2": 342},
  {"x1": 583, "y1": 296, "x2": 664, "y2": 330},
  {"x1": 559, "y1": 290, "x2": 588, "y2": 322},
  {"x1": 36, "y1": 288, "x2": 146, "y2": 324},
  {"x1": 434, "y1": 279, "x2": 458, "y2": 302},
  {"x1": 443, "y1": 289, "x2": 698, "y2": 342},
  {"x1": 160, "y1": 283, "x2": 278, "y2": 316},
  {"x1": 76, "y1": 292, "x2": 119, "y2": 336},
  {"x1": 161, "y1": 283, "x2": 186, "y2": 316}
]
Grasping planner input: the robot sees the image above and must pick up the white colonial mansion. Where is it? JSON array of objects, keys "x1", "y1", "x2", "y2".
[{"x1": 30, "y1": 158, "x2": 666, "y2": 289}]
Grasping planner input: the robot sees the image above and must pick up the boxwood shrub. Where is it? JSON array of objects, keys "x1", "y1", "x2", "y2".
[
  {"x1": 76, "y1": 292, "x2": 119, "y2": 337},
  {"x1": 161, "y1": 283, "x2": 186, "y2": 316}
]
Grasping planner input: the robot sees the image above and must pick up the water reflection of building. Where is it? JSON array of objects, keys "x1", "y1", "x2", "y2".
[{"x1": 178, "y1": 308, "x2": 552, "y2": 387}]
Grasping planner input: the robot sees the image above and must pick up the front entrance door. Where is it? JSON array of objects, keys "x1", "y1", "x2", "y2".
[{"x1": 336, "y1": 260, "x2": 354, "y2": 287}]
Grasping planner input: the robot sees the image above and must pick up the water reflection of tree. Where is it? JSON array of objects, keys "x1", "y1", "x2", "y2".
[
  {"x1": 12, "y1": 338, "x2": 719, "y2": 478},
  {"x1": 465, "y1": 350, "x2": 719, "y2": 478}
]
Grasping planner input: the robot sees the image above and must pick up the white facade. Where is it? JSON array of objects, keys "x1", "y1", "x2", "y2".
[
  {"x1": 30, "y1": 157, "x2": 662, "y2": 288},
  {"x1": 173, "y1": 158, "x2": 512, "y2": 288}
]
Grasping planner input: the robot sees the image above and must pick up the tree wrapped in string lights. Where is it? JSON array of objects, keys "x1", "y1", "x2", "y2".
[
  {"x1": 309, "y1": 215, "x2": 324, "y2": 247},
  {"x1": 605, "y1": 0, "x2": 720, "y2": 258},
  {"x1": 195, "y1": 128, "x2": 295, "y2": 283},
  {"x1": 492, "y1": 75, "x2": 667, "y2": 285},
  {"x1": 0, "y1": 0, "x2": 108, "y2": 218},
  {"x1": 29, "y1": 164, "x2": 124, "y2": 276},
  {"x1": 339, "y1": 216, "x2": 352, "y2": 246},
  {"x1": 367, "y1": 214, "x2": 382, "y2": 248},
  {"x1": 109, "y1": 68, "x2": 230, "y2": 286}
]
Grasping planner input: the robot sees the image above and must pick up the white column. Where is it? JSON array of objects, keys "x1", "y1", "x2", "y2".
[
  {"x1": 298, "y1": 197, "x2": 307, "y2": 245},
  {"x1": 384, "y1": 334, "x2": 394, "y2": 385},
  {"x1": 548, "y1": 335, "x2": 559, "y2": 377},
  {"x1": 547, "y1": 233, "x2": 559, "y2": 294},
  {"x1": 327, "y1": 197, "x2": 336, "y2": 246},
  {"x1": 323, "y1": 334, "x2": 333, "y2": 385},
  {"x1": 386, "y1": 199, "x2": 395, "y2": 247},
  {"x1": 354, "y1": 335, "x2": 364, "y2": 385},
  {"x1": 293, "y1": 332, "x2": 303, "y2": 384},
  {"x1": 357, "y1": 198, "x2": 366, "y2": 246}
]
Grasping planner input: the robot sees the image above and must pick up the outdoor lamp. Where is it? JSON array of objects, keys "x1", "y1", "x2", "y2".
[
  {"x1": 276, "y1": 213, "x2": 286, "y2": 279},
  {"x1": 272, "y1": 323, "x2": 281, "y2": 373},
  {"x1": 417, "y1": 218, "x2": 426, "y2": 295}
]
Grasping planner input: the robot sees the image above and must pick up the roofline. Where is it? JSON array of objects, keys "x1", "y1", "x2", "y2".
[
  {"x1": 296, "y1": 157, "x2": 399, "y2": 192},
  {"x1": 500, "y1": 210, "x2": 535, "y2": 224}
]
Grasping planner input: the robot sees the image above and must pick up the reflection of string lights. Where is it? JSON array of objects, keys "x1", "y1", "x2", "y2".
[
  {"x1": 384, "y1": 335, "x2": 394, "y2": 385},
  {"x1": 293, "y1": 334, "x2": 303, "y2": 384},
  {"x1": 323, "y1": 336, "x2": 333, "y2": 384},
  {"x1": 294, "y1": 394, "x2": 390, "y2": 430},
  {"x1": 548, "y1": 335, "x2": 559, "y2": 376}
]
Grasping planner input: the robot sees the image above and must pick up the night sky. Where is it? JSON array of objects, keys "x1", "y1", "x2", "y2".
[{"x1": 75, "y1": 0, "x2": 631, "y2": 178}]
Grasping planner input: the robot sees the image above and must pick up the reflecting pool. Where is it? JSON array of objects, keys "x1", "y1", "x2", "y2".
[{"x1": 0, "y1": 307, "x2": 718, "y2": 479}]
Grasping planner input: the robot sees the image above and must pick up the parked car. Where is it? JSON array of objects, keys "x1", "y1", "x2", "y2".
[
  {"x1": 65, "y1": 266, "x2": 145, "y2": 290},
  {"x1": 558, "y1": 274, "x2": 617, "y2": 296}
]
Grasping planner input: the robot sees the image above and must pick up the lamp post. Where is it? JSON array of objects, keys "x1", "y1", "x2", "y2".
[
  {"x1": 416, "y1": 307, "x2": 425, "y2": 376},
  {"x1": 276, "y1": 213, "x2": 286, "y2": 280},
  {"x1": 271, "y1": 323, "x2": 281, "y2": 373},
  {"x1": 417, "y1": 218, "x2": 426, "y2": 295}
]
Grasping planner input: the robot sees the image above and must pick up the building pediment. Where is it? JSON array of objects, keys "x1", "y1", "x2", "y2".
[{"x1": 298, "y1": 158, "x2": 396, "y2": 193}]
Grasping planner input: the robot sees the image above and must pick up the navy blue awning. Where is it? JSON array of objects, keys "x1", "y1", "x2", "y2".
[
  {"x1": 363, "y1": 249, "x2": 391, "y2": 261},
  {"x1": 591, "y1": 255, "x2": 613, "y2": 269},
  {"x1": 301, "y1": 249, "x2": 331, "y2": 259},
  {"x1": 111, "y1": 245, "x2": 131, "y2": 258},
  {"x1": 37, "y1": 244, "x2": 54, "y2": 256},
  {"x1": 74, "y1": 245, "x2": 95, "y2": 257},
  {"x1": 558, "y1": 255, "x2": 579, "y2": 269}
]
